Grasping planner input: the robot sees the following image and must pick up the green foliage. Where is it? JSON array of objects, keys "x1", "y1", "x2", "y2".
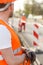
[
  {"x1": 24, "y1": 4, "x2": 30, "y2": 17},
  {"x1": 24, "y1": 0, "x2": 43, "y2": 17}
]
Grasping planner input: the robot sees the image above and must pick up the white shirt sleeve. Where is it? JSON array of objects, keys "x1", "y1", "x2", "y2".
[{"x1": 0, "y1": 25, "x2": 11, "y2": 49}]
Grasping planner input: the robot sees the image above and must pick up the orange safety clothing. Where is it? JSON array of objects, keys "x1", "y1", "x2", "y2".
[
  {"x1": 0, "y1": 19, "x2": 23, "y2": 65},
  {"x1": 0, "y1": 0, "x2": 16, "y2": 3},
  {"x1": 21, "y1": 16, "x2": 26, "y2": 21},
  {"x1": 20, "y1": 59, "x2": 31, "y2": 65},
  {"x1": 20, "y1": 16, "x2": 26, "y2": 31},
  {"x1": 0, "y1": 20, "x2": 31, "y2": 65}
]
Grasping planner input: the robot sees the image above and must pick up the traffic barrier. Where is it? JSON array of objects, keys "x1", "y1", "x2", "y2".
[{"x1": 33, "y1": 24, "x2": 39, "y2": 47}]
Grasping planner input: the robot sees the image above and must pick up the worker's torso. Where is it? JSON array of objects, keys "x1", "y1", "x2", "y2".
[
  {"x1": 0, "y1": 20, "x2": 22, "y2": 65},
  {"x1": 21, "y1": 16, "x2": 26, "y2": 23}
]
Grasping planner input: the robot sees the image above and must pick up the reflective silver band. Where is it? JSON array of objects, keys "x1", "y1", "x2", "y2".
[
  {"x1": 0, "y1": 47, "x2": 21, "y2": 60},
  {"x1": 13, "y1": 47, "x2": 21, "y2": 54},
  {"x1": 0, "y1": 3, "x2": 11, "y2": 11}
]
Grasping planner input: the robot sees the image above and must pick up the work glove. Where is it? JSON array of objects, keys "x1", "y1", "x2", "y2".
[
  {"x1": 25, "y1": 49, "x2": 36, "y2": 64},
  {"x1": 21, "y1": 47, "x2": 36, "y2": 63}
]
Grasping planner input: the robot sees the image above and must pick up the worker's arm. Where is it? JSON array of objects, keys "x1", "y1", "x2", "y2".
[
  {"x1": 1, "y1": 47, "x2": 25, "y2": 65},
  {"x1": 0, "y1": 25, "x2": 25, "y2": 65}
]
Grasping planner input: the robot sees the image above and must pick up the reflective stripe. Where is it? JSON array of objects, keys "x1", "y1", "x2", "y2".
[
  {"x1": 0, "y1": 55, "x2": 3, "y2": 60},
  {"x1": 13, "y1": 47, "x2": 21, "y2": 54},
  {"x1": 0, "y1": 47, "x2": 21, "y2": 60}
]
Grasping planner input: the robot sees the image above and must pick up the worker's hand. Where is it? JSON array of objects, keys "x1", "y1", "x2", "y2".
[
  {"x1": 21, "y1": 46, "x2": 36, "y2": 64},
  {"x1": 25, "y1": 51, "x2": 36, "y2": 64}
]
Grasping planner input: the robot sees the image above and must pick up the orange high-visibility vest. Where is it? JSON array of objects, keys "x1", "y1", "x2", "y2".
[
  {"x1": 0, "y1": 0, "x2": 16, "y2": 3},
  {"x1": 0, "y1": 20, "x2": 31, "y2": 65},
  {"x1": 20, "y1": 59, "x2": 31, "y2": 65},
  {"x1": 0, "y1": 19, "x2": 23, "y2": 65},
  {"x1": 21, "y1": 16, "x2": 26, "y2": 21}
]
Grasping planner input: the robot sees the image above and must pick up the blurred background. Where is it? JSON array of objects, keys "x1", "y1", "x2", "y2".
[
  {"x1": 8, "y1": 1, "x2": 43, "y2": 65},
  {"x1": 12, "y1": 0, "x2": 43, "y2": 24}
]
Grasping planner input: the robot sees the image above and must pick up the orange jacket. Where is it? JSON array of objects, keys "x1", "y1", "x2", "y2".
[
  {"x1": 0, "y1": 0, "x2": 16, "y2": 3},
  {"x1": 0, "y1": 20, "x2": 31, "y2": 65},
  {"x1": 0, "y1": 20, "x2": 23, "y2": 65},
  {"x1": 21, "y1": 16, "x2": 26, "y2": 21},
  {"x1": 20, "y1": 59, "x2": 31, "y2": 65}
]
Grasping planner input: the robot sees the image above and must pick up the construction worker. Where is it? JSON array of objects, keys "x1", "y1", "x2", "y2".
[
  {"x1": 18, "y1": 17, "x2": 22, "y2": 32},
  {"x1": 0, "y1": 0, "x2": 26, "y2": 65},
  {"x1": 0, "y1": 0, "x2": 36, "y2": 65},
  {"x1": 20, "y1": 13, "x2": 26, "y2": 32}
]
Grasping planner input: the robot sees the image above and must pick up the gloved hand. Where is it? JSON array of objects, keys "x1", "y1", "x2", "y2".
[
  {"x1": 25, "y1": 50, "x2": 36, "y2": 63},
  {"x1": 21, "y1": 47, "x2": 36, "y2": 63}
]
